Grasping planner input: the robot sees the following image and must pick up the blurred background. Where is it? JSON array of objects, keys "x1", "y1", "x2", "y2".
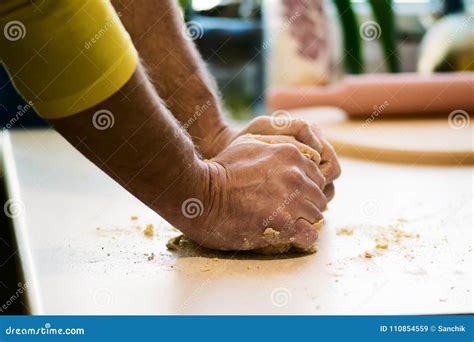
[{"x1": 0, "y1": 0, "x2": 473, "y2": 124}]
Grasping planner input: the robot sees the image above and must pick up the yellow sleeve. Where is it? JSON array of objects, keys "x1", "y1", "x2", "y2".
[{"x1": 0, "y1": 0, "x2": 138, "y2": 119}]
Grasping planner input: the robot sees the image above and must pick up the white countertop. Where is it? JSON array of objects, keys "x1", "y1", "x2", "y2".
[{"x1": 2, "y1": 129, "x2": 472, "y2": 314}]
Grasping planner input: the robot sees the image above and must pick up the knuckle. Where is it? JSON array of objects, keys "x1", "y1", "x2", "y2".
[
  {"x1": 310, "y1": 123, "x2": 322, "y2": 134},
  {"x1": 292, "y1": 118, "x2": 305, "y2": 126},
  {"x1": 273, "y1": 144, "x2": 298, "y2": 160},
  {"x1": 248, "y1": 116, "x2": 269, "y2": 130},
  {"x1": 295, "y1": 119, "x2": 311, "y2": 132},
  {"x1": 293, "y1": 120, "x2": 307, "y2": 133},
  {"x1": 327, "y1": 162, "x2": 341, "y2": 180},
  {"x1": 283, "y1": 168, "x2": 302, "y2": 182},
  {"x1": 254, "y1": 116, "x2": 270, "y2": 125},
  {"x1": 281, "y1": 144, "x2": 300, "y2": 157}
]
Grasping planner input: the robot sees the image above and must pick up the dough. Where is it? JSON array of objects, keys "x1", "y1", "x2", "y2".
[
  {"x1": 167, "y1": 134, "x2": 325, "y2": 255},
  {"x1": 254, "y1": 219, "x2": 324, "y2": 255},
  {"x1": 166, "y1": 222, "x2": 323, "y2": 256},
  {"x1": 251, "y1": 134, "x2": 321, "y2": 165},
  {"x1": 166, "y1": 234, "x2": 191, "y2": 251}
]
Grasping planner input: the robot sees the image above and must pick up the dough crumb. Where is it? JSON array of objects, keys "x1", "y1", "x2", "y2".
[
  {"x1": 314, "y1": 219, "x2": 324, "y2": 230},
  {"x1": 304, "y1": 244, "x2": 318, "y2": 254},
  {"x1": 130, "y1": 215, "x2": 138, "y2": 220},
  {"x1": 262, "y1": 228, "x2": 281, "y2": 243},
  {"x1": 364, "y1": 251, "x2": 374, "y2": 259},
  {"x1": 144, "y1": 224, "x2": 154, "y2": 238},
  {"x1": 337, "y1": 227, "x2": 353, "y2": 236},
  {"x1": 375, "y1": 237, "x2": 389, "y2": 249},
  {"x1": 392, "y1": 229, "x2": 412, "y2": 243},
  {"x1": 166, "y1": 235, "x2": 189, "y2": 251}
]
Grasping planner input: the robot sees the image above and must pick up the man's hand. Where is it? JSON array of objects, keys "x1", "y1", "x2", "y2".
[
  {"x1": 175, "y1": 135, "x2": 326, "y2": 251},
  {"x1": 204, "y1": 116, "x2": 341, "y2": 201}
]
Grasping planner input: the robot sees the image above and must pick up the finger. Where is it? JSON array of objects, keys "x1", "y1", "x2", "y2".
[
  {"x1": 291, "y1": 218, "x2": 320, "y2": 251},
  {"x1": 285, "y1": 163, "x2": 325, "y2": 201},
  {"x1": 286, "y1": 171, "x2": 327, "y2": 210},
  {"x1": 275, "y1": 140, "x2": 325, "y2": 188},
  {"x1": 323, "y1": 183, "x2": 335, "y2": 202},
  {"x1": 298, "y1": 156, "x2": 326, "y2": 190},
  {"x1": 246, "y1": 116, "x2": 324, "y2": 153},
  {"x1": 319, "y1": 139, "x2": 341, "y2": 183},
  {"x1": 273, "y1": 118, "x2": 324, "y2": 153},
  {"x1": 264, "y1": 210, "x2": 297, "y2": 242},
  {"x1": 253, "y1": 134, "x2": 321, "y2": 164},
  {"x1": 300, "y1": 179, "x2": 328, "y2": 211},
  {"x1": 308, "y1": 126, "x2": 341, "y2": 183},
  {"x1": 297, "y1": 199, "x2": 323, "y2": 224}
]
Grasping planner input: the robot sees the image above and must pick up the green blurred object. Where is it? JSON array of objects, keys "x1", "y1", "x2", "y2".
[
  {"x1": 367, "y1": 0, "x2": 400, "y2": 73},
  {"x1": 178, "y1": 0, "x2": 191, "y2": 11},
  {"x1": 333, "y1": 0, "x2": 363, "y2": 74},
  {"x1": 178, "y1": 0, "x2": 192, "y2": 20},
  {"x1": 333, "y1": 0, "x2": 399, "y2": 73}
]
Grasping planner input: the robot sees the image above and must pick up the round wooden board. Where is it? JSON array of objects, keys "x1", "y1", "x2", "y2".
[{"x1": 289, "y1": 107, "x2": 473, "y2": 165}]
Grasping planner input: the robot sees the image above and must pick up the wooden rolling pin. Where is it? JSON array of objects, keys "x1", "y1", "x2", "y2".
[{"x1": 267, "y1": 72, "x2": 474, "y2": 118}]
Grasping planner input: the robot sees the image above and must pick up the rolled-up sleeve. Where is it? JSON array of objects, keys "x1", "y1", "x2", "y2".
[{"x1": 0, "y1": 0, "x2": 138, "y2": 119}]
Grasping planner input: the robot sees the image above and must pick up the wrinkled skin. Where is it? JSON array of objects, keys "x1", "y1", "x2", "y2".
[
  {"x1": 206, "y1": 115, "x2": 341, "y2": 202},
  {"x1": 177, "y1": 134, "x2": 328, "y2": 251}
]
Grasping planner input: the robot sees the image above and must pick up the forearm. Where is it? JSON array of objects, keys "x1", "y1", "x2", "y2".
[
  {"x1": 112, "y1": 0, "x2": 232, "y2": 158},
  {"x1": 51, "y1": 64, "x2": 209, "y2": 225}
]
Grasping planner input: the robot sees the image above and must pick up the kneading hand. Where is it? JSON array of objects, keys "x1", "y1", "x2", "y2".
[
  {"x1": 208, "y1": 115, "x2": 341, "y2": 201},
  {"x1": 177, "y1": 134, "x2": 327, "y2": 252}
]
